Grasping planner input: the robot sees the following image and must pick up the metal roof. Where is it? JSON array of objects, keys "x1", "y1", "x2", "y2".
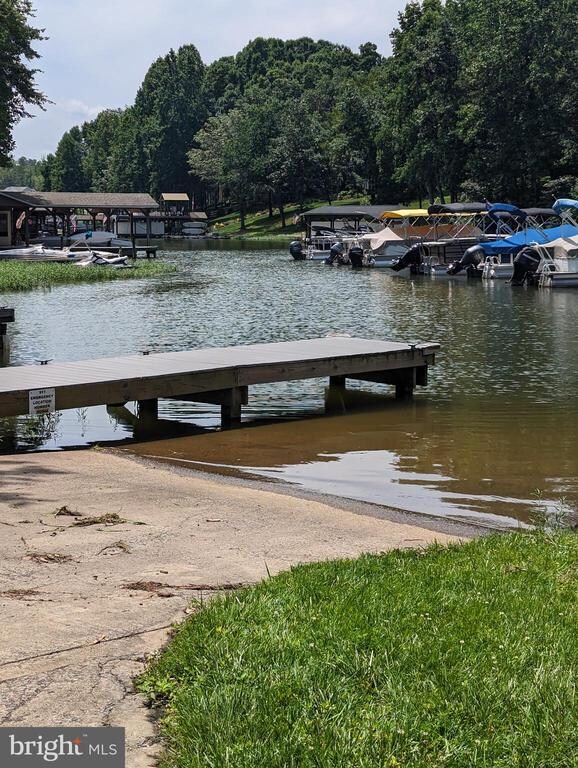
[
  {"x1": 428, "y1": 202, "x2": 487, "y2": 215},
  {"x1": 161, "y1": 192, "x2": 190, "y2": 202},
  {"x1": 0, "y1": 189, "x2": 158, "y2": 211},
  {"x1": 301, "y1": 205, "x2": 398, "y2": 220}
]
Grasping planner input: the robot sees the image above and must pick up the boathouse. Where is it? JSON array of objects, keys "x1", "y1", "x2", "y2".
[
  {"x1": 0, "y1": 188, "x2": 158, "y2": 247},
  {"x1": 160, "y1": 192, "x2": 190, "y2": 215},
  {"x1": 300, "y1": 204, "x2": 399, "y2": 239}
]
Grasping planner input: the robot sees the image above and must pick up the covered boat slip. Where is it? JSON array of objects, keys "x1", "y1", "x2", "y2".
[
  {"x1": 0, "y1": 337, "x2": 439, "y2": 428},
  {"x1": 0, "y1": 189, "x2": 159, "y2": 250}
]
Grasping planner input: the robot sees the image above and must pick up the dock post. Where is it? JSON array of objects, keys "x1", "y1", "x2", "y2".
[
  {"x1": 221, "y1": 387, "x2": 244, "y2": 429},
  {"x1": 137, "y1": 398, "x2": 158, "y2": 420},
  {"x1": 394, "y1": 369, "x2": 416, "y2": 400},
  {"x1": 0, "y1": 332, "x2": 9, "y2": 366},
  {"x1": 329, "y1": 375, "x2": 346, "y2": 389},
  {"x1": 0, "y1": 308, "x2": 15, "y2": 366}
]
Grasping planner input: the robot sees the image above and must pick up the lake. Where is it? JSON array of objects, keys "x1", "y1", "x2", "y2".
[{"x1": 2, "y1": 240, "x2": 577, "y2": 529}]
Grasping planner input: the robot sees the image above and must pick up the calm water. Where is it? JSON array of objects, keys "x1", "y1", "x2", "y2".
[{"x1": 2, "y1": 241, "x2": 578, "y2": 528}]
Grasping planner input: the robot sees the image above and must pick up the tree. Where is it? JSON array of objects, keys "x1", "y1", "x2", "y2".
[
  {"x1": 133, "y1": 44, "x2": 206, "y2": 196},
  {"x1": 0, "y1": 0, "x2": 46, "y2": 165},
  {"x1": 450, "y1": 0, "x2": 578, "y2": 203},
  {"x1": 0, "y1": 154, "x2": 45, "y2": 188},
  {"x1": 268, "y1": 102, "x2": 326, "y2": 213},
  {"x1": 82, "y1": 109, "x2": 122, "y2": 191},
  {"x1": 50, "y1": 126, "x2": 88, "y2": 191},
  {"x1": 387, "y1": 0, "x2": 464, "y2": 203}
]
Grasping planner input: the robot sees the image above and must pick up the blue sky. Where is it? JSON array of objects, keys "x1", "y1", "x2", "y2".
[{"x1": 13, "y1": 0, "x2": 407, "y2": 159}]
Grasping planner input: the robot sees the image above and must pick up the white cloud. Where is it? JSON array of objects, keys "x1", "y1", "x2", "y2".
[
  {"x1": 55, "y1": 99, "x2": 106, "y2": 119},
  {"x1": 13, "y1": 0, "x2": 408, "y2": 158}
]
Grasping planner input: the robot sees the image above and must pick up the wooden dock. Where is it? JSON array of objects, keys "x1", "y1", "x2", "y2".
[{"x1": 0, "y1": 337, "x2": 439, "y2": 427}]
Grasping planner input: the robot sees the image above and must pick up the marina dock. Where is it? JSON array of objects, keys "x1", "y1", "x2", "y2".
[{"x1": 0, "y1": 337, "x2": 438, "y2": 428}]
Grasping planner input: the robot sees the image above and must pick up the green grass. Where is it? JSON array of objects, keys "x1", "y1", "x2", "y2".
[
  {"x1": 211, "y1": 196, "x2": 371, "y2": 239},
  {"x1": 0, "y1": 259, "x2": 174, "y2": 292},
  {"x1": 140, "y1": 532, "x2": 577, "y2": 767}
]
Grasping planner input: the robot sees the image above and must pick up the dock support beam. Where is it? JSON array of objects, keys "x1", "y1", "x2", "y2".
[
  {"x1": 137, "y1": 398, "x2": 158, "y2": 421},
  {"x1": 345, "y1": 366, "x2": 428, "y2": 400},
  {"x1": 176, "y1": 386, "x2": 248, "y2": 429}
]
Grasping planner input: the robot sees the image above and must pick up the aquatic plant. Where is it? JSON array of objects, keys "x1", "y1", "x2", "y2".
[{"x1": 0, "y1": 260, "x2": 174, "y2": 292}]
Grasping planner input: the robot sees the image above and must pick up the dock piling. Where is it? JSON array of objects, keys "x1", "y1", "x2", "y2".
[{"x1": 0, "y1": 308, "x2": 15, "y2": 366}]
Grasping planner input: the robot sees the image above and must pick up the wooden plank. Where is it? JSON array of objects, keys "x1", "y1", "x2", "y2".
[{"x1": 0, "y1": 337, "x2": 439, "y2": 418}]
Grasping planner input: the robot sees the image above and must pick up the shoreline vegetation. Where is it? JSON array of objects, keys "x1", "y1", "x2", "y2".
[
  {"x1": 209, "y1": 196, "x2": 370, "y2": 240},
  {"x1": 0, "y1": 260, "x2": 174, "y2": 292},
  {"x1": 140, "y1": 531, "x2": 577, "y2": 768}
]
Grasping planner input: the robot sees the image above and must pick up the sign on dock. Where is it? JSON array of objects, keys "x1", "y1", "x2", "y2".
[{"x1": 29, "y1": 388, "x2": 56, "y2": 416}]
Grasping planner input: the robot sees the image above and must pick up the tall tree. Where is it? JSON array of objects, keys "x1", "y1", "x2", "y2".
[
  {"x1": 451, "y1": 0, "x2": 578, "y2": 203},
  {"x1": 134, "y1": 44, "x2": 206, "y2": 196},
  {"x1": 387, "y1": 0, "x2": 463, "y2": 203},
  {"x1": 82, "y1": 109, "x2": 122, "y2": 191},
  {"x1": 0, "y1": 0, "x2": 46, "y2": 165},
  {"x1": 50, "y1": 126, "x2": 88, "y2": 191}
]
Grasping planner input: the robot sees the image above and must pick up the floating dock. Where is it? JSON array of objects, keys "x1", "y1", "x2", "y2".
[{"x1": 0, "y1": 337, "x2": 439, "y2": 428}]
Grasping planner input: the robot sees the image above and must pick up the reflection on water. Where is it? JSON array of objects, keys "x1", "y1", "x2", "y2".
[{"x1": 2, "y1": 240, "x2": 578, "y2": 526}]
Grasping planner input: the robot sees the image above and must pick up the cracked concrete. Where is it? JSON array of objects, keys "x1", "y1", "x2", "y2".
[{"x1": 0, "y1": 449, "x2": 462, "y2": 766}]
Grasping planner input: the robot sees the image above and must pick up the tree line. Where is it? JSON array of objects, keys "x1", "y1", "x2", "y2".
[{"x1": 4, "y1": 0, "x2": 578, "y2": 215}]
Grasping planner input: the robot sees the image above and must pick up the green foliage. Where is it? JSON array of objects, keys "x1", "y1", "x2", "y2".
[
  {"x1": 0, "y1": 155, "x2": 44, "y2": 188},
  {"x1": 37, "y1": 3, "x2": 578, "y2": 208},
  {"x1": 0, "y1": 260, "x2": 174, "y2": 292},
  {"x1": 0, "y1": 0, "x2": 46, "y2": 166},
  {"x1": 49, "y1": 126, "x2": 88, "y2": 191},
  {"x1": 140, "y1": 532, "x2": 578, "y2": 767}
]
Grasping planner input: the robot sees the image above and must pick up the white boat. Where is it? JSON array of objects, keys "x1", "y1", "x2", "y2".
[
  {"x1": 536, "y1": 236, "x2": 578, "y2": 287},
  {"x1": 0, "y1": 244, "x2": 75, "y2": 261},
  {"x1": 74, "y1": 252, "x2": 131, "y2": 268},
  {"x1": 359, "y1": 227, "x2": 407, "y2": 267},
  {"x1": 481, "y1": 255, "x2": 514, "y2": 280},
  {"x1": 70, "y1": 231, "x2": 133, "y2": 248}
]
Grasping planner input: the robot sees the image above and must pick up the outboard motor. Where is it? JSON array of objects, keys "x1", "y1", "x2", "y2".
[
  {"x1": 325, "y1": 241, "x2": 345, "y2": 266},
  {"x1": 349, "y1": 246, "x2": 364, "y2": 269},
  {"x1": 447, "y1": 244, "x2": 484, "y2": 276},
  {"x1": 390, "y1": 243, "x2": 424, "y2": 273},
  {"x1": 289, "y1": 240, "x2": 306, "y2": 260},
  {"x1": 510, "y1": 247, "x2": 541, "y2": 286}
]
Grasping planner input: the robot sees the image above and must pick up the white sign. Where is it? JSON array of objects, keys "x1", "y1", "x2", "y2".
[{"x1": 29, "y1": 388, "x2": 56, "y2": 416}]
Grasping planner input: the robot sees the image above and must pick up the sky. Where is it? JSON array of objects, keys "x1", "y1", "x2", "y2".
[{"x1": 13, "y1": 0, "x2": 408, "y2": 159}]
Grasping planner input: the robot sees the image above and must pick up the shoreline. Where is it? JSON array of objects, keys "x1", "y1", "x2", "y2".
[
  {"x1": 117, "y1": 447, "x2": 495, "y2": 539},
  {"x1": 0, "y1": 447, "x2": 469, "y2": 767}
]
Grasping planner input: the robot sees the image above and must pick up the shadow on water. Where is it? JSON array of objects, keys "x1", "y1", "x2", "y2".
[{"x1": 2, "y1": 245, "x2": 578, "y2": 526}]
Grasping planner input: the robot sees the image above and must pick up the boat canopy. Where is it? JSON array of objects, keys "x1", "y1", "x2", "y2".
[
  {"x1": 523, "y1": 208, "x2": 558, "y2": 218},
  {"x1": 543, "y1": 235, "x2": 578, "y2": 260},
  {"x1": 428, "y1": 202, "x2": 487, "y2": 215},
  {"x1": 360, "y1": 227, "x2": 403, "y2": 251},
  {"x1": 478, "y1": 224, "x2": 578, "y2": 255},
  {"x1": 300, "y1": 205, "x2": 398, "y2": 220},
  {"x1": 380, "y1": 209, "x2": 429, "y2": 219},
  {"x1": 487, "y1": 203, "x2": 527, "y2": 223},
  {"x1": 70, "y1": 231, "x2": 132, "y2": 248},
  {"x1": 553, "y1": 199, "x2": 578, "y2": 215}
]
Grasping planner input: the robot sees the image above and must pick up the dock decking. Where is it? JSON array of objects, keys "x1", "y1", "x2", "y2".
[{"x1": 0, "y1": 337, "x2": 439, "y2": 427}]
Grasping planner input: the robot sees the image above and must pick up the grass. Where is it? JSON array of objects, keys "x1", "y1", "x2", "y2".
[
  {"x1": 139, "y1": 532, "x2": 577, "y2": 767},
  {"x1": 211, "y1": 196, "x2": 372, "y2": 239},
  {"x1": 0, "y1": 260, "x2": 174, "y2": 292}
]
